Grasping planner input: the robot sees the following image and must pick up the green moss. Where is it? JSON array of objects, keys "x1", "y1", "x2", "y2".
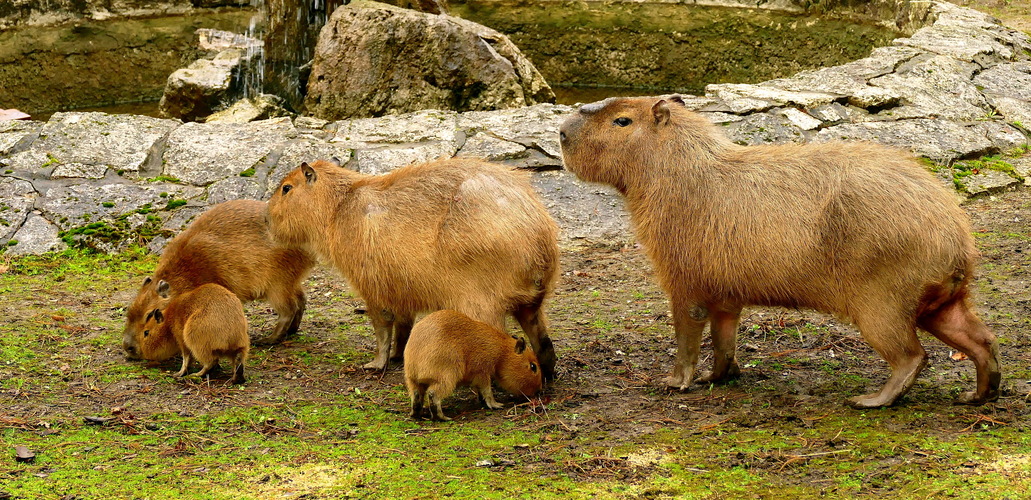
[
  {"x1": 239, "y1": 167, "x2": 256, "y2": 177},
  {"x1": 101, "y1": 201, "x2": 115, "y2": 208},
  {"x1": 164, "y1": 199, "x2": 187, "y2": 210},
  {"x1": 147, "y1": 175, "x2": 182, "y2": 183},
  {"x1": 40, "y1": 152, "x2": 60, "y2": 168}
]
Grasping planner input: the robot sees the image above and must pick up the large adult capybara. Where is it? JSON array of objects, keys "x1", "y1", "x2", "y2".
[
  {"x1": 139, "y1": 281, "x2": 250, "y2": 384},
  {"x1": 404, "y1": 310, "x2": 543, "y2": 421},
  {"x1": 123, "y1": 199, "x2": 315, "y2": 360},
  {"x1": 266, "y1": 158, "x2": 560, "y2": 380},
  {"x1": 559, "y1": 95, "x2": 1001, "y2": 408}
]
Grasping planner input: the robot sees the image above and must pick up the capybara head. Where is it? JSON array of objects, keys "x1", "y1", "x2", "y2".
[
  {"x1": 123, "y1": 276, "x2": 160, "y2": 360},
  {"x1": 137, "y1": 280, "x2": 179, "y2": 362},
  {"x1": 266, "y1": 159, "x2": 344, "y2": 250},
  {"x1": 560, "y1": 95, "x2": 720, "y2": 191},
  {"x1": 497, "y1": 336, "x2": 543, "y2": 398}
]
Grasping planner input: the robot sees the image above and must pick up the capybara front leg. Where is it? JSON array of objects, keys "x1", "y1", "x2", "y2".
[
  {"x1": 695, "y1": 305, "x2": 742, "y2": 384},
  {"x1": 515, "y1": 305, "x2": 556, "y2": 382},
  {"x1": 666, "y1": 301, "x2": 707, "y2": 391},
  {"x1": 849, "y1": 312, "x2": 927, "y2": 408},
  {"x1": 474, "y1": 378, "x2": 504, "y2": 410},
  {"x1": 174, "y1": 352, "x2": 193, "y2": 378},
  {"x1": 409, "y1": 384, "x2": 427, "y2": 420},
  {"x1": 363, "y1": 307, "x2": 394, "y2": 371},
  {"x1": 262, "y1": 289, "x2": 306, "y2": 345},
  {"x1": 390, "y1": 315, "x2": 414, "y2": 363},
  {"x1": 918, "y1": 297, "x2": 1001, "y2": 405}
]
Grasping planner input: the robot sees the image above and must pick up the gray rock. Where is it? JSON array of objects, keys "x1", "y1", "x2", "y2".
[
  {"x1": 456, "y1": 132, "x2": 528, "y2": 162},
  {"x1": 0, "y1": 177, "x2": 35, "y2": 244},
  {"x1": 206, "y1": 176, "x2": 264, "y2": 205},
  {"x1": 352, "y1": 142, "x2": 458, "y2": 176},
  {"x1": 868, "y1": 55, "x2": 990, "y2": 121},
  {"x1": 331, "y1": 110, "x2": 460, "y2": 174},
  {"x1": 974, "y1": 121, "x2": 1029, "y2": 153},
  {"x1": 1013, "y1": 157, "x2": 1031, "y2": 186},
  {"x1": 196, "y1": 28, "x2": 263, "y2": 52},
  {"x1": 456, "y1": 104, "x2": 571, "y2": 161},
  {"x1": 893, "y1": 19, "x2": 1026, "y2": 68},
  {"x1": 960, "y1": 169, "x2": 1021, "y2": 196},
  {"x1": 304, "y1": 0, "x2": 554, "y2": 120},
  {"x1": 159, "y1": 48, "x2": 259, "y2": 122},
  {"x1": 5, "y1": 213, "x2": 65, "y2": 256},
  {"x1": 0, "y1": 120, "x2": 42, "y2": 156},
  {"x1": 530, "y1": 169, "x2": 630, "y2": 246},
  {"x1": 807, "y1": 103, "x2": 861, "y2": 125},
  {"x1": 2, "y1": 112, "x2": 179, "y2": 174},
  {"x1": 36, "y1": 181, "x2": 202, "y2": 231},
  {"x1": 51, "y1": 163, "x2": 108, "y2": 180},
  {"x1": 705, "y1": 83, "x2": 839, "y2": 114},
  {"x1": 780, "y1": 108, "x2": 822, "y2": 131},
  {"x1": 163, "y1": 117, "x2": 297, "y2": 186},
  {"x1": 722, "y1": 112, "x2": 806, "y2": 146},
  {"x1": 205, "y1": 94, "x2": 294, "y2": 124},
  {"x1": 973, "y1": 62, "x2": 1031, "y2": 127},
  {"x1": 816, "y1": 119, "x2": 995, "y2": 162}
]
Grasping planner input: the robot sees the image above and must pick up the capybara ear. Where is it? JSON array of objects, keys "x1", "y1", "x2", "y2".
[
  {"x1": 143, "y1": 276, "x2": 152, "y2": 286},
  {"x1": 152, "y1": 308, "x2": 164, "y2": 324},
  {"x1": 301, "y1": 162, "x2": 317, "y2": 185},
  {"x1": 156, "y1": 280, "x2": 171, "y2": 298},
  {"x1": 668, "y1": 94, "x2": 686, "y2": 106},
  {"x1": 514, "y1": 337, "x2": 527, "y2": 354},
  {"x1": 652, "y1": 99, "x2": 672, "y2": 125},
  {"x1": 329, "y1": 156, "x2": 343, "y2": 167}
]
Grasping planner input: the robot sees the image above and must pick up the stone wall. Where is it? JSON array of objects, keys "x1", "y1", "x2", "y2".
[
  {"x1": 0, "y1": 0, "x2": 251, "y2": 29},
  {"x1": 1, "y1": 1, "x2": 1028, "y2": 256}
]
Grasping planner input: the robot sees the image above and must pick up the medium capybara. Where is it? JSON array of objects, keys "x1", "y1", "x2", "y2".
[
  {"x1": 123, "y1": 199, "x2": 315, "y2": 360},
  {"x1": 559, "y1": 95, "x2": 1001, "y2": 408},
  {"x1": 139, "y1": 281, "x2": 250, "y2": 384},
  {"x1": 266, "y1": 158, "x2": 560, "y2": 380},
  {"x1": 404, "y1": 310, "x2": 543, "y2": 421}
]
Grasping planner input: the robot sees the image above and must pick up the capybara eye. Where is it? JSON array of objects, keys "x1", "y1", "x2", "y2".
[
  {"x1": 530, "y1": 362, "x2": 538, "y2": 373},
  {"x1": 143, "y1": 330, "x2": 150, "y2": 337},
  {"x1": 282, "y1": 184, "x2": 292, "y2": 195},
  {"x1": 614, "y1": 117, "x2": 632, "y2": 127}
]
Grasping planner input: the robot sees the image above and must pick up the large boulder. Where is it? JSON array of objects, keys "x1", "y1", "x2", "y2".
[{"x1": 304, "y1": 0, "x2": 555, "y2": 120}]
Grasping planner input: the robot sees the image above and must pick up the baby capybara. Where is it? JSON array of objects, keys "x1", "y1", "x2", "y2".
[
  {"x1": 404, "y1": 310, "x2": 543, "y2": 421},
  {"x1": 559, "y1": 95, "x2": 1000, "y2": 408},
  {"x1": 139, "y1": 281, "x2": 250, "y2": 384},
  {"x1": 123, "y1": 199, "x2": 314, "y2": 360},
  {"x1": 266, "y1": 158, "x2": 560, "y2": 380}
]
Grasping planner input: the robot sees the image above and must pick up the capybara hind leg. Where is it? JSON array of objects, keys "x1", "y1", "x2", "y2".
[
  {"x1": 262, "y1": 289, "x2": 307, "y2": 345},
  {"x1": 428, "y1": 388, "x2": 452, "y2": 422},
  {"x1": 191, "y1": 360, "x2": 219, "y2": 379},
  {"x1": 919, "y1": 297, "x2": 1001, "y2": 405},
  {"x1": 409, "y1": 383, "x2": 427, "y2": 420},
  {"x1": 667, "y1": 300, "x2": 707, "y2": 390},
  {"x1": 363, "y1": 307, "x2": 394, "y2": 370},
  {"x1": 390, "y1": 316, "x2": 414, "y2": 363},
  {"x1": 849, "y1": 313, "x2": 927, "y2": 408},
  {"x1": 514, "y1": 305, "x2": 556, "y2": 382},
  {"x1": 231, "y1": 352, "x2": 247, "y2": 384},
  {"x1": 695, "y1": 306, "x2": 742, "y2": 384}
]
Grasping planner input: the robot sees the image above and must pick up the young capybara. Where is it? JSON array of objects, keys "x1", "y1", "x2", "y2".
[
  {"x1": 123, "y1": 199, "x2": 315, "y2": 360},
  {"x1": 138, "y1": 281, "x2": 250, "y2": 384},
  {"x1": 266, "y1": 158, "x2": 561, "y2": 380},
  {"x1": 404, "y1": 310, "x2": 543, "y2": 421},
  {"x1": 559, "y1": 95, "x2": 1001, "y2": 408}
]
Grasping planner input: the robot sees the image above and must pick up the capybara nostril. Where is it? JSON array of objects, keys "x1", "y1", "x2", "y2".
[{"x1": 559, "y1": 131, "x2": 567, "y2": 142}]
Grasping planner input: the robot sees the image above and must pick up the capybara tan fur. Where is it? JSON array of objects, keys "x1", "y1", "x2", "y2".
[
  {"x1": 138, "y1": 281, "x2": 250, "y2": 384},
  {"x1": 559, "y1": 95, "x2": 1001, "y2": 408},
  {"x1": 404, "y1": 310, "x2": 543, "y2": 421},
  {"x1": 266, "y1": 158, "x2": 560, "y2": 380},
  {"x1": 123, "y1": 199, "x2": 315, "y2": 360}
]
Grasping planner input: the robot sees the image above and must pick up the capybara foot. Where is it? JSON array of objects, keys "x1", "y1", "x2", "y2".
[
  {"x1": 254, "y1": 333, "x2": 287, "y2": 346},
  {"x1": 431, "y1": 414, "x2": 453, "y2": 422},
  {"x1": 363, "y1": 359, "x2": 387, "y2": 371},
  {"x1": 695, "y1": 363, "x2": 741, "y2": 384},
  {"x1": 485, "y1": 400, "x2": 504, "y2": 410},
  {"x1": 846, "y1": 392, "x2": 897, "y2": 409},
  {"x1": 954, "y1": 389, "x2": 998, "y2": 406},
  {"x1": 665, "y1": 375, "x2": 692, "y2": 391}
]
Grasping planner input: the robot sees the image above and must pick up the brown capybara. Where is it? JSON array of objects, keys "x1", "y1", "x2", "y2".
[
  {"x1": 266, "y1": 158, "x2": 560, "y2": 380},
  {"x1": 123, "y1": 199, "x2": 315, "y2": 360},
  {"x1": 139, "y1": 281, "x2": 250, "y2": 384},
  {"x1": 559, "y1": 95, "x2": 1001, "y2": 408},
  {"x1": 404, "y1": 310, "x2": 543, "y2": 421}
]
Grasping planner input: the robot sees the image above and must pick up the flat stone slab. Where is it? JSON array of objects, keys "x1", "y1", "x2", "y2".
[
  {"x1": 0, "y1": 176, "x2": 35, "y2": 243},
  {"x1": 6, "y1": 214, "x2": 65, "y2": 256},
  {"x1": 530, "y1": 169, "x2": 631, "y2": 246},
  {"x1": 816, "y1": 119, "x2": 995, "y2": 162},
  {"x1": 0, "y1": 120, "x2": 42, "y2": 156},
  {"x1": 163, "y1": 117, "x2": 297, "y2": 186}
]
